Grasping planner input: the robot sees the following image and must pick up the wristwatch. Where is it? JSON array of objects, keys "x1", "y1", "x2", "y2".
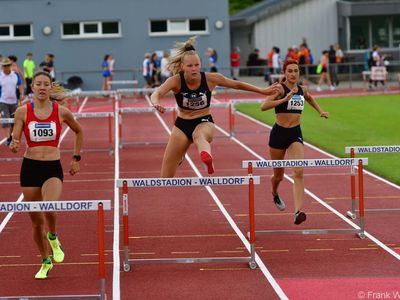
[{"x1": 72, "y1": 155, "x2": 81, "y2": 162}]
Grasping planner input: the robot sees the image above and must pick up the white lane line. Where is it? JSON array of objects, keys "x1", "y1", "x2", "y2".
[
  {"x1": 0, "y1": 97, "x2": 89, "y2": 234},
  {"x1": 145, "y1": 96, "x2": 288, "y2": 300},
  {"x1": 113, "y1": 97, "x2": 121, "y2": 300},
  {"x1": 231, "y1": 111, "x2": 400, "y2": 261}
]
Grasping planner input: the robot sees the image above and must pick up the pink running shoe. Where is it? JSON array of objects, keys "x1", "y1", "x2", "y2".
[{"x1": 200, "y1": 151, "x2": 214, "y2": 174}]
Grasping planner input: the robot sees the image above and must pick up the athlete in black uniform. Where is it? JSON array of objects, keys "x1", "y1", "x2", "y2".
[
  {"x1": 260, "y1": 59, "x2": 329, "y2": 225},
  {"x1": 151, "y1": 37, "x2": 279, "y2": 178}
]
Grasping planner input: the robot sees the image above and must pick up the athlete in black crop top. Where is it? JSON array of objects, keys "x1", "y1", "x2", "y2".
[
  {"x1": 150, "y1": 37, "x2": 279, "y2": 178},
  {"x1": 175, "y1": 71, "x2": 212, "y2": 110},
  {"x1": 260, "y1": 59, "x2": 329, "y2": 225}
]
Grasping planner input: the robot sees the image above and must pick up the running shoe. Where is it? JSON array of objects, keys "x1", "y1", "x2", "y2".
[
  {"x1": 47, "y1": 233, "x2": 65, "y2": 263},
  {"x1": 294, "y1": 211, "x2": 307, "y2": 225},
  {"x1": 200, "y1": 151, "x2": 214, "y2": 174},
  {"x1": 272, "y1": 193, "x2": 285, "y2": 211},
  {"x1": 35, "y1": 260, "x2": 53, "y2": 279}
]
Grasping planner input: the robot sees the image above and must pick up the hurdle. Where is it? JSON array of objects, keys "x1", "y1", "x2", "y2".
[
  {"x1": 73, "y1": 112, "x2": 114, "y2": 155},
  {"x1": 115, "y1": 175, "x2": 260, "y2": 272},
  {"x1": 0, "y1": 200, "x2": 111, "y2": 300},
  {"x1": 108, "y1": 80, "x2": 138, "y2": 90},
  {"x1": 345, "y1": 145, "x2": 400, "y2": 219},
  {"x1": 242, "y1": 158, "x2": 368, "y2": 239}
]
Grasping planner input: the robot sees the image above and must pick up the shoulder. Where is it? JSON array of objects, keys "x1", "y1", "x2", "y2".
[{"x1": 15, "y1": 104, "x2": 27, "y2": 118}]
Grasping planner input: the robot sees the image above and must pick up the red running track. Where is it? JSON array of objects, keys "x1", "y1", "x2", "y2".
[{"x1": 1, "y1": 91, "x2": 399, "y2": 299}]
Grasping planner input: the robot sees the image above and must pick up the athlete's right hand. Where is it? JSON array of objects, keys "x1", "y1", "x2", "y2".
[
  {"x1": 284, "y1": 87, "x2": 298, "y2": 102},
  {"x1": 153, "y1": 104, "x2": 166, "y2": 114},
  {"x1": 9, "y1": 139, "x2": 20, "y2": 153}
]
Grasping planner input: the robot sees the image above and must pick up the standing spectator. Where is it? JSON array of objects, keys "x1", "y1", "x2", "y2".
[
  {"x1": 142, "y1": 53, "x2": 153, "y2": 89},
  {"x1": 160, "y1": 51, "x2": 171, "y2": 84},
  {"x1": 39, "y1": 54, "x2": 55, "y2": 81},
  {"x1": 328, "y1": 45, "x2": 338, "y2": 86},
  {"x1": 151, "y1": 53, "x2": 161, "y2": 87},
  {"x1": 101, "y1": 54, "x2": 111, "y2": 91},
  {"x1": 23, "y1": 52, "x2": 35, "y2": 95},
  {"x1": 108, "y1": 54, "x2": 115, "y2": 81},
  {"x1": 0, "y1": 57, "x2": 24, "y2": 145},
  {"x1": 316, "y1": 50, "x2": 335, "y2": 92},
  {"x1": 207, "y1": 48, "x2": 218, "y2": 72},
  {"x1": 8, "y1": 55, "x2": 25, "y2": 98},
  {"x1": 335, "y1": 43, "x2": 344, "y2": 74},
  {"x1": 272, "y1": 47, "x2": 282, "y2": 76},
  {"x1": 230, "y1": 46, "x2": 240, "y2": 80},
  {"x1": 247, "y1": 48, "x2": 260, "y2": 76}
]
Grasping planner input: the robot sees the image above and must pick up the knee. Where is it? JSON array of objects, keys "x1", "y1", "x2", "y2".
[
  {"x1": 292, "y1": 168, "x2": 303, "y2": 180},
  {"x1": 271, "y1": 173, "x2": 284, "y2": 183}
]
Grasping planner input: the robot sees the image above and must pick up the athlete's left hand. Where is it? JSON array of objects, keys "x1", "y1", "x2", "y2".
[
  {"x1": 69, "y1": 160, "x2": 80, "y2": 175},
  {"x1": 320, "y1": 111, "x2": 329, "y2": 118}
]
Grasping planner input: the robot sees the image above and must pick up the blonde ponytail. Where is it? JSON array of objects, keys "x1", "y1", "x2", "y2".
[{"x1": 167, "y1": 36, "x2": 198, "y2": 75}]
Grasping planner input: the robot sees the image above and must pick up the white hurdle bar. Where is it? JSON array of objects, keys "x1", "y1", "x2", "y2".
[
  {"x1": 0, "y1": 200, "x2": 111, "y2": 300},
  {"x1": 345, "y1": 145, "x2": 400, "y2": 219},
  {"x1": 242, "y1": 158, "x2": 368, "y2": 239},
  {"x1": 115, "y1": 176, "x2": 260, "y2": 272},
  {"x1": 108, "y1": 80, "x2": 138, "y2": 90}
]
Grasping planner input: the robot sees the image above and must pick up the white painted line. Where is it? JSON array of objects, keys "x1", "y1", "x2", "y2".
[{"x1": 113, "y1": 95, "x2": 121, "y2": 300}]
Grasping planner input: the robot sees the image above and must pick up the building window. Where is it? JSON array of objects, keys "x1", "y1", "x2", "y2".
[
  {"x1": 149, "y1": 18, "x2": 208, "y2": 36},
  {"x1": 62, "y1": 21, "x2": 120, "y2": 39},
  {"x1": 350, "y1": 16, "x2": 369, "y2": 50},
  {"x1": 0, "y1": 24, "x2": 32, "y2": 40},
  {"x1": 371, "y1": 16, "x2": 389, "y2": 48},
  {"x1": 394, "y1": 17, "x2": 400, "y2": 47}
]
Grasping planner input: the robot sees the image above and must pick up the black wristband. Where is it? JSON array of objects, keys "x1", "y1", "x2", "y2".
[{"x1": 72, "y1": 155, "x2": 81, "y2": 162}]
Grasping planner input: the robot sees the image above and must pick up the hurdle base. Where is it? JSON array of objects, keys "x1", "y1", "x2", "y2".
[
  {"x1": 249, "y1": 228, "x2": 362, "y2": 237},
  {"x1": 346, "y1": 210, "x2": 357, "y2": 220},
  {"x1": 124, "y1": 256, "x2": 253, "y2": 270},
  {"x1": 0, "y1": 295, "x2": 102, "y2": 299}
]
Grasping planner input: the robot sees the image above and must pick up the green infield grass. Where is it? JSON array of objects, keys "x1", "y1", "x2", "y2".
[{"x1": 235, "y1": 95, "x2": 400, "y2": 185}]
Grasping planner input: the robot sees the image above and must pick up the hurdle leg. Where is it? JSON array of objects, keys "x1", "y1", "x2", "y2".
[
  {"x1": 248, "y1": 173, "x2": 257, "y2": 269},
  {"x1": 108, "y1": 114, "x2": 113, "y2": 155},
  {"x1": 122, "y1": 181, "x2": 131, "y2": 271},
  {"x1": 347, "y1": 148, "x2": 357, "y2": 219},
  {"x1": 98, "y1": 203, "x2": 106, "y2": 300},
  {"x1": 357, "y1": 160, "x2": 366, "y2": 239}
]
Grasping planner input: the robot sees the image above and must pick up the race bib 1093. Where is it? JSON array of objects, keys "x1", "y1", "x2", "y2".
[{"x1": 28, "y1": 121, "x2": 57, "y2": 142}]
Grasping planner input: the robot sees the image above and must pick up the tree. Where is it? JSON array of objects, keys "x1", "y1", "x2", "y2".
[{"x1": 229, "y1": 0, "x2": 263, "y2": 15}]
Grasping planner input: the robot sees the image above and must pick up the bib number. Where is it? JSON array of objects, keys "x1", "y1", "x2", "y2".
[
  {"x1": 287, "y1": 95, "x2": 305, "y2": 111},
  {"x1": 28, "y1": 122, "x2": 57, "y2": 142},
  {"x1": 182, "y1": 93, "x2": 208, "y2": 109}
]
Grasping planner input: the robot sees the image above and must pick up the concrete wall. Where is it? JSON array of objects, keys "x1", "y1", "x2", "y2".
[{"x1": 0, "y1": 0, "x2": 230, "y2": 90}]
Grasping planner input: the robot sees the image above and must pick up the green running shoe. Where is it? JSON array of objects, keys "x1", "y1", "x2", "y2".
[
  {"x1": 47, "y1": 233, "x2": 65, "y2": 263},
  {"x1": 35, "y1": 261, "x2": 53, "y2": 279}
]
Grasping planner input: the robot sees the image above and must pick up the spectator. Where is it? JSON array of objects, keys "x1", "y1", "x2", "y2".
[
  {"x1": 8, "y1": 55, "x2": 25, "y2": 98},
  {"x1": 0, "y1": 57, "x2": 24, "y2": 145},
  {"x1": 207, "y1": 48, "x2": 218, "y2": 72},
  {"x1": 328, "y1": 45, "x2": 338, "y2": 86},
  {"x1": 39, "y1": 54, "x2": 55, "y2": 81},
  {"x1": 142, "y1": 53, "x2": 153, "y2": 89},
  {"x1": 151, "y1": 52, "x2": 161, "y2": 87},
  {"x1": 101, "y1": 54, "x2": 111, "y2": 91},
  {"x1": 316, "y1": 50, "x2": 335, "y2": 92},
  {"x1": 247, "y1": 48, "x2": 261, "y2": 76},
  {"x1": 108, "y1": 54, "x2": 115, "y2": 81},
  {"x1": 23, "y1": 52, "x2": 35, "y2": 95},
  {"x1": 335, "y1": 43, "x2": 344, "y2": 74},
  {"x1": 160, "y1": 51, "x2": 171, "y2": 84},
  {"x1": 230, "y1": 46, "x2": 240, "y2": 80}
]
